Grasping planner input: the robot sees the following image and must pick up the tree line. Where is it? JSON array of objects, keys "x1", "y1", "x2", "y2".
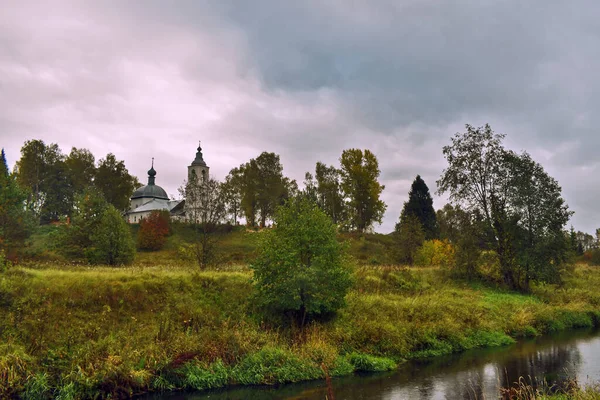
[
  {"x1": 216, "y1": 148, "x2": 386, "y2": 232},
  {"x1": 13, "y1": 139, "x2": 140, "y2": 222},
  {"x1": 2, "y1": 126, "x2": 598, "y2": 294},
  {"x1": 392, "y1": 124, "x2": 579, "y2": 292}
]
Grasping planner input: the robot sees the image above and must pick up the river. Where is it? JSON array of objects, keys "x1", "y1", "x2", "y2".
[{"x1": 147, "y1": 328, "x2": 600, "y2": 399}]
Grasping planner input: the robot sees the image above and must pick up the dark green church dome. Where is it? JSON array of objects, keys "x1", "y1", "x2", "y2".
[
  {"x1": 131, "y1": 159, "x2": 169, "y2": 200},
  {"x1": 131, "y1": 184, "x2": 169, "y2": 200}
]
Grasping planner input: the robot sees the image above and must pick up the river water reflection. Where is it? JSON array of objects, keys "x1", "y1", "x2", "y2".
[{"x1": 149, "y1": 329, "x2": 600, "y2": 399}]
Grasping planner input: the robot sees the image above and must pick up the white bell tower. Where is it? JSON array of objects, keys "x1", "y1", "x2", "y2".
[{"x1": 188, "y1": 141, "x2": 210, "y2": 183}]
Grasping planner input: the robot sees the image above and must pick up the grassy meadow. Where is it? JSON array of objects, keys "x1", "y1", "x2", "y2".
[{"x1": 2, "y1": 227, "x2": 600, "y2": 398}]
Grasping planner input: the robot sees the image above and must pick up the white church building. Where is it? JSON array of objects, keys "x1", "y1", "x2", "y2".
[{"x1": 124, "y1": 142, "x2": 209, "y2": 223}]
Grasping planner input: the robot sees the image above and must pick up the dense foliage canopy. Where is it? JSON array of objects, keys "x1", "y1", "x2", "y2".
[
  {"x1": 0, "y1": 149, "x2": 34, "y2": 261},
  {"x1": 137, "y1": 210, "x2": 171, "y2": 251},
  {"x1": 251, "y1": 197, "x2": 353, "y2": 327},
  {"x1": 339, "y1": 149, "x2": 386, "y2": 232},
  {"x1": 437, "y1": 124, "x2": 572, "y2": 290}
]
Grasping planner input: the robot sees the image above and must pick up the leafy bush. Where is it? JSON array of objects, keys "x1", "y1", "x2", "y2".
[
  {"x1": 0, "y1": 250, "x2": 9, "y2": 273},
  {"x1": 251, "y1": 198, "x2": 354, "y2": 327},
  {"x1": 394, "y1": 215, "x2": 425, "y2": 265},
  {"x1": 589, "y1": 249, "x2": 600, "y2": 266},
  {"x1": 137, "y1": 210, "x2": 170, "y2": 251},
  {"x1": 478, "y1": 250, "x2": 502, "y2": 282},
  {"x1": 414, "y1": 240, "x2": 455, "y2": 267},
  {"x1": 53, "y1": 188, "x2": 108, "y2": 260},
  {"x1": 88, "y1": 206, "x2": 135, "y2": 265}
]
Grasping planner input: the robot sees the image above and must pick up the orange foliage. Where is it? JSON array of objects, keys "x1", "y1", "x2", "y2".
[
  {"x1": 137, "y1": 210, "x2": 171, "y2": 251},
  {"x1": 414, "y1": 239, "x2": 455, "y2": 267}
]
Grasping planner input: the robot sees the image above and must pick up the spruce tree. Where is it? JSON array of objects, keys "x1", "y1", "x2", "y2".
[
  {"x1": 399, "y1": 175, "x2": 438, "y2": 240},
  {"x1": 0, "y1": 149, "x2": 34, "y2": 259}
]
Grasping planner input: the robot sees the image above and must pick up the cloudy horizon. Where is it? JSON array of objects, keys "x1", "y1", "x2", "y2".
[{"x1": 2, "y1": 1, "x2": 599, "y2": 234}]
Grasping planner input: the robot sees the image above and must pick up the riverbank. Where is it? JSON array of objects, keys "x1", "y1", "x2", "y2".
[{"x1": 1, "y1": 263, "x2": 600, "y2": 398}]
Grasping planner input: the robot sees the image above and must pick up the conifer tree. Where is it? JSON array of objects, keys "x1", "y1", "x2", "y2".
[
  {"x1": 399, "y1": 175, "x2": 438, "y2": 240},
  {"x1": 0, "y1": 149, "x2": 34, "y2": 260}
]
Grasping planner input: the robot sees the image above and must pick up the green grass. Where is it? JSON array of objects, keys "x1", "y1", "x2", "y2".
[
  {"x1": 3, "y1": 246, "x2": 600, "y2": 397},
  {"x1": 340, "y1": 232, "x2": 396, "y2": 265},
  {"x1": 28, "y1": 224, "x2": 400, "y2": 267}
]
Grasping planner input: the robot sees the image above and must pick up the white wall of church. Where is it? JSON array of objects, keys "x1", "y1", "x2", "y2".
[
  {"x1": 130, "y1": 198, "x2": 146, "y2": 209},
  {"x1": 127, "y1": 211, "x2": 153, "y2": 224}
]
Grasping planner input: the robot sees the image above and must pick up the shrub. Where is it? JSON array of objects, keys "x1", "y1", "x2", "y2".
[
  {"x1": 478, "y1": 250, "x2": 502, "y2": 282},
  {"x1": 414, "y1": 240, "x2": 455, "y2": 267},
  {"x1": 137, "y1": 210, "x2": 170, "y2": 251},
  {"x1": 88, "y1": 206, "x2": 135, "y2": 265},
  {"x1": 394, "y1": 215, "x2": 425, "y2": 265},
  {"x1": 589, "y1": 249, "x2": 600, "y2": 266},
  {"x1": 251, "y1": 197, "x2": 353, "y2": 328},
  {"x1": 54, "y1": 188, "x2": 108, "y2": 260},
  {"x1": 0, "y1": 250, "x2": 9, "y2": 273}
]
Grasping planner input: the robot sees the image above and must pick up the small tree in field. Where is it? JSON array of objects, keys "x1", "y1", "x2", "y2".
[
  {"x1": 400, "y1": 175, "x2": 438, "y2": 240},
  {"x1": 180, "y1": 177, "x2": 227, "y2": 268},
  {"x1": 89, "y1": 205, "x2": 135, "y2": 265},
  {"x1": 437, "y1": 124, "x2": 571, "y2": 290},
  {"x1": 137, "y1": 210, "x2": 170, "y2": 251},
  {"x1": 251, "y1": 198, "x2": 353, "y2": 329},
  {"x1": 339, "y1": 148, "x2": 386, "y2": 232},
  {"x1": 414, "y1": 239, "x2": 455, "y2": 267},
  {"x1": 394, "y1": 215, "x2": 425, "y2": 265},
  {"x1": 55, "y1": 187, "x2": 108, "y2": 260}
]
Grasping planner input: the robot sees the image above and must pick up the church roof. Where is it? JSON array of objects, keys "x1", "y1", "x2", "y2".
[
  {"x1": 131, "y1": 184, "x2": 169, "y2": 200},
  {"x1": 127, "y1": 198, "x2": 182, "y2": 214},
  {"x1": 131, "y1": 159, "x2": 170, "y2": 200},
  {"x1": 191, "y1": 141, "x2": 207, "y2": 167}
]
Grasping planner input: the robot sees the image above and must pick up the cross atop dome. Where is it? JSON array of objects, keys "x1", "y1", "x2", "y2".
[{"x1": 147, "y1": 157, "x2": 157, "y2": 184}]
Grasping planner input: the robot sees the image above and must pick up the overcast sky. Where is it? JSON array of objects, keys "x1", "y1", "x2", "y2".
[{"x1": 2, "y1": 1, "x2": 599, "y2": 233}]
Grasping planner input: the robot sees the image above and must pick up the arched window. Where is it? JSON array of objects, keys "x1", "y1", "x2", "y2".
[{"x1": 201, "y1": 169, "x2": 206, "y2": 183}]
